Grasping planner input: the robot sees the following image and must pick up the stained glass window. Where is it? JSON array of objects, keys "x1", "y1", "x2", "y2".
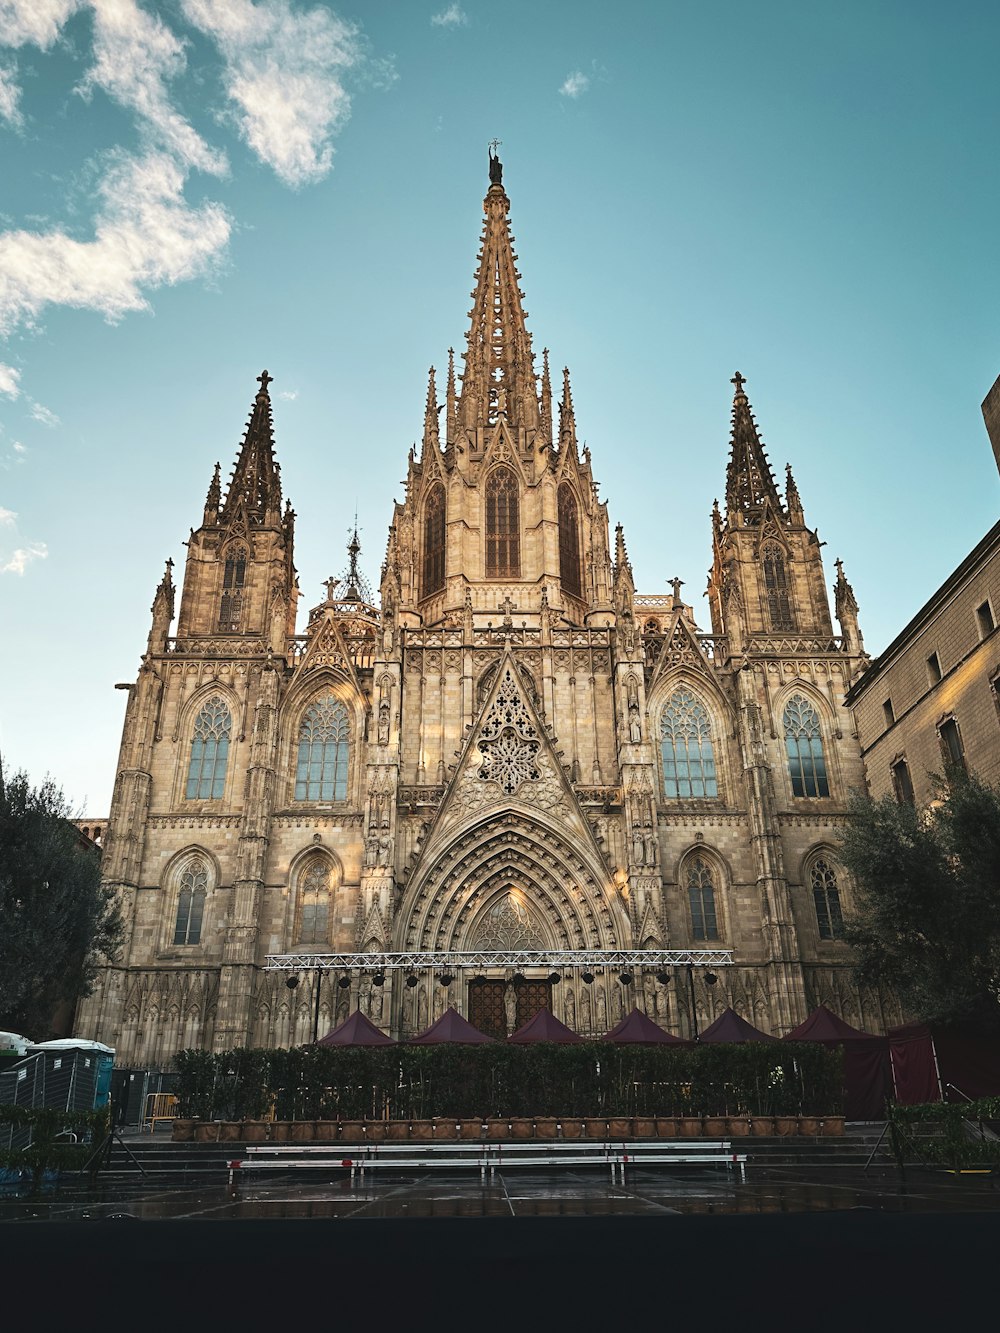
[
  {"x1": 219, "y1": 545, "x2": 247, "y2": 632},
  {"x1": 298, "y1": 858, "x2": 331, "y2": 945},
  {"x1": 558, "y1": 483, "x2": 582, "y2": 599},
  {"x1": 173, "y1": 857, "x2": 207, "y2": 945},
  {"x1": 763, "y1": 545, "x2": 793, "y2": 632},
  {"x1": 811, "y1": 858, "x2": 844, "y2": 940},
  {"x1": 486, "y1": 467, "x2": 519, "y2": 577},
  {"x1": 423, "y1": 483, "x2": 446, "y2": 596},
  {"x1": 783, "y1": 694, "x2": 829, "y2": 797},
  {"x1": 295, "y1": 695, "x2": 350, "y2": 801},
  {"x1": 185, "y1": 696, "x2": 232, "y2": 800},
  {"x1": 661, "y1": 689, "x2": 718, "y2": 798},
  {"x1": 687, "y1": 857, "x2": 719, "y2": 941}
]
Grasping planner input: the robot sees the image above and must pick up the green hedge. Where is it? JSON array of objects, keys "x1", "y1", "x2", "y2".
[
  {"x1": 0, "y1": 1105, "x2": 111, "y2": 1182},
  {"x1": 888, "y1": 1098, "x2": 1000, "y2": 1169},
  {"x1": 174, "y1": 1042, "x2": 843, "y2": 1121}
]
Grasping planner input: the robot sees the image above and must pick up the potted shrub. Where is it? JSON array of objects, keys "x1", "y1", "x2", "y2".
[
  {"x1": 702, "y1": 1115, "x2": 727, "y2": 1138},
  {"x1": 678, "y1": 1116, "x2": 702, "y2": 1138},
  {"x1": 655, "y1": 1117, "x2": 680, "y2": 1138},
  {"x1": 725, "y1": 1115, "x2": 751, "y2": 1137},
  {"x1": 749, "y1": 1115, "x2": 775, "y2": 1137}
]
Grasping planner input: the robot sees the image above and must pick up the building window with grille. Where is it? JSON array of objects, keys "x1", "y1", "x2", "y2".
[
  {"x1": 297, "y1": 857, "x2": 332, "y2": 946},
  {"x1": 219, "y1": 545, "x2": 247, "y2": 631},
  {"x1": 660, "y1": 688, "x2": 719, "y2": 798},
  {"x1": 783, "y1": 694, "x2": 830, "y2": 797},
  {"x1": 891, "y1": 757, "x2": 915, "y2": 806},
  {"x1": 295, "y1": 695, "x2": 351, "y2": 801},
  {"x1": 687, "y1": 856, "x2": 720, "y2": 941},
  {"x1": 811, "y1": 858, "x2": 844, "y2": 941},
  {"x1": 938, "y1": 716, "x2": 965, "y2": 772},
  {"x1": 173, "y1": 857, "x2": 208, "y2": 945},
  {"x1": 422, "y1": 483, "x2": 445, "y2": 597},
  {"x1": 763, "y1": 544, "x2": 794, "y2": 632},
  {"x1": 485, "y1": 467, "x2": 520, "y2": 577},
  {"x1": 185, "y1": 696, "x2": 232, "y2": 800},
  {"x1": 558, "y1": 483, "x2": 582, "y2": 599}
]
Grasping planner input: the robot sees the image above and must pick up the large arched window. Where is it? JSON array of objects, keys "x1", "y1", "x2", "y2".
[
  {"x1": 686, "y1": 856, "x2": 720, "y2": 941},
  {"x1": 219, "y1": 544, "x2": 248, "y2": 632},
  {"x1": 810, "y1": 857, "x2": 844, "y2": 940},
  {"x1": 661, "y1": 688, "x2": 718, "y2": 798},
  {"x1": 422, "y1": 483, "x2": 446, "y2": 597},
  {"x1": 783, "y1": 694, "x2": 830, "y2": 797},
  {"x1": 295, "y1": 695, "x2": 350, "y2": 801},
  {"x1": 763, "y1": 544, "x2": 793, "y2": 632},
  {"x1": 173, "y1": 856, "x2": 208, "y2": 945},
  {"x1": 558, "y1": 483, "x2": 582, "y2": 599},
  {"x1": 297, "y1": 857, "x2": 332, "y2": 946},
  {"x1": 185, "y1": 696, "x2": 232, "y2": 800},
  {"x1": 485, "y1": 467, "x2": 520, "y2": 577}
]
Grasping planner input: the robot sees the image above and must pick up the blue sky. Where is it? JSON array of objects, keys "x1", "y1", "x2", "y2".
[{"x1": 0, "y1": 0, "x2": 997, "y2": 813}]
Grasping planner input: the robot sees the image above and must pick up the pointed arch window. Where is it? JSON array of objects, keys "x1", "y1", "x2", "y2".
[
  {"x1": 422, "y1": 483, "x2": 446, "y2": 597},
  {"x1": 185, "y1": 696, "x2": 232, "y2": 800},
  {"x1": 763, "y1": 544, "x2": 794, "y2": 632},
  {"x1": 784, "y1": 694, "x2": 830, "y2": 797},
  {"x1": 686, "y1": 856, "x2": 720, "y2": 941},
  {"x1": 660, "y1": 689, "x2": 718, "y2": 798},
  {"x1": 219, "y1": 544, "x2": 248, "y2": 632},
  {"x1": 810, "y1": 857, "x2": 844, "y2": 940},
  {"x1": 297, "y1": 857, "x2": 332, "y2": 946},
  {"x1": 295, "y1": 695, "x2": 350, "y2": 801},
  {"x1": 173, "y1": 857, "x2": 208, "y2": 945},
  {"x1": 558, "y1": 483, "x2": 582, "y2": 599},
  {"x1": 485, "y1": 467, "x2": 520, "y2": 577}
]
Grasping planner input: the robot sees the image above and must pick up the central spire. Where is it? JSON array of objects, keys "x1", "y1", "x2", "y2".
[
  {"x1": 221, "y1": 369, "x2": 281, "y2": 523},
  {"x1": 457, "y1": 148, "x2": 539, "y2": 432}
]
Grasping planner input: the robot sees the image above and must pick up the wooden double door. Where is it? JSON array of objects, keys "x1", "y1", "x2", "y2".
[{"x1": 468, "y1": 978, "x2": 552, "y2": 1039}]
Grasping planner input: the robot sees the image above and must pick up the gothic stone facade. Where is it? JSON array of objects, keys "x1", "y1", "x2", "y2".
[{"x1": 77, "y1": 162, "x2": 894, "y2": 1065}]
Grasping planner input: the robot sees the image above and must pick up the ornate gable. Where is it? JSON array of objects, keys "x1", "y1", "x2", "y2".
[{"x1": 647, "y1": 612, "x2": 714, "y2": 690}]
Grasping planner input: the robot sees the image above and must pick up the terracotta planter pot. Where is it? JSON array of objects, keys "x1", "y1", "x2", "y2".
[
  {"x1": 171, "y1": 1119, "x2": 196, "y2": 1142},
  {"x1": 219, "y1": 1122, "x2": 242, "y2": 1142},
  {"x1": 560, "y1": 1120, "x2": 584, "y2": 1139},
  {"x1": 655, "y1": 1117, "x2": 680, "y2": 1138},
  {"x1": 679, "y1": 1117, "x2": 703, "y2": 1138},
  {"x1": 290, "y1": 1120, "x2": 315, "y2": 1142},
  {"x1": 609, "y1": 1117, "x2": 633, "y2": 1139},
  {"x1": 584, "y1": 1118, "x2": 610, "y2": 1139},
  {"x1": 194, "y1": 1122, "x2": 220, "y2": 1143},
  {"x1": 459, "y1": 1119, "x2": 485, "y2": 1140},
  {"x1": 486, "y1": 1119, "x2": 511, "y2": 1139},
  {"x1": 410, "y1": 1120, "x2": 434, "y2": 1141},
  {"x1": 773, "y1": 1116, "x2": 799, "y2": 1137},
  {"x1": 312, "y1": 1120, "x2": 338, "y2": 1141},
  {"x1": 241, "y1": 1121, "x2": 267, "y2": 1142},
  {"x1": 798, "y1": 1116, "x2": 821, "y2": 1137},
  {"x1": 725, "y1": 1116, "x2": 752, "y2": 1137},
  {"x1": 434, "y1": 1120, "x2": 459, "y2": 1139},
  {"x1": 270, "y1": 1121, "x2": 290, "y2": 1142},
  {"x1": 750, "y1": 1117, "x2": 775, "y2": 1137},
  {"x1": 820, "y1": 1116, "x2": 845, "y2": 1137},
  {"x1": 702, "y1": 1116, "x2": 727, "y2": 1138},
  {"x1": 633, "y1": 1117, "x2": 656, "y2": 1139},
  {"x1": 366, "y1": 1121, "x2": 387, "y2": 1142},
  {"x1": 510, "y1": 1117, "x2": 534, "y2": 1140},
  {"x1": 385, "y1": 1120, "x2": 410, "y2": 1141},
  {"x1": 535, "y1": 1117, "x2": 559, "y2": 1139}
]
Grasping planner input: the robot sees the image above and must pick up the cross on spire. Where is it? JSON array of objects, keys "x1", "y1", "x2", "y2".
[
  {"x1": 731, "y1": 371, "x2": 745, "y2": 394},
  {"x1": 257, "y1": 369, "x2": 272, "y2": 394}
]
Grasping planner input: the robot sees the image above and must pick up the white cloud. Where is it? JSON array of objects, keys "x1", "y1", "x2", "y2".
[
  {"x1": 277, "y1": 388, "x2": 297, "y2": 400},
  {"x1": 0, "y1": 0, "x2": 82, "y2": 49},
  {"x1": 0, "y1": 61, "x2": 23, "y2": 128},
  {"x1": 0, "y1": 505, "x2": 16, "y2": 524},
  {"x1": 559, "y1": 71, "x2": 590, "y2": 98},
  {"x1": 180, "y1": 0, "x2": 361, "y2": 187},
  {"x1": 12, "y1": 441, "x2": 26, "y2": 454},
  {"x1": 431, "y1": 4, "x2": 468, "y2": 26},
  {"x1": 0, "y1": 150, "x2": 231, "y2": 335},
  {"x1": 0, "y1": 363, "x2": 20, "y2": 398},
  {"x1": 1, "y1": 540, "x2": 47, "y2": 574},
  {"x1": 29, "y1": 400, "x2": 59, "y2": 427}
]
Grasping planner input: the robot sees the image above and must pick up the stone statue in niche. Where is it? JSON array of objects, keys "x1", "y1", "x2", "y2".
[
  {"x1": 628, "y1": 704, "x2": 642, "y2": 743},
  {"x1": 378, "y1": 699, "x2": 390, "y2": 745},
  {"x1": 504, "y1": 982, "x2": 517, "y2": 1035},
  {"x1": 627, "y1": 677, "x2": 639, "y2": 709},
  {"x1": 633, "y1": 829, "x2": 646, "y2": 865},
  {"x1": 365, "y1": 836, "x2": 379, "y2": 868}
]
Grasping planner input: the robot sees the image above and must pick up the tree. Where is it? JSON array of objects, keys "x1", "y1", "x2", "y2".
[
  {"x1": 839, "y1": 771, "x2": 1000, "y2": 1035},
  {"x1": 0, "y1": 766, "x2": 123, "y2": 1037}
]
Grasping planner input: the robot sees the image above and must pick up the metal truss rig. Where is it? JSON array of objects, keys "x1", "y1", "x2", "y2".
[{"x1": 265, "y1": 949, "x2": 734, "y2": 973}]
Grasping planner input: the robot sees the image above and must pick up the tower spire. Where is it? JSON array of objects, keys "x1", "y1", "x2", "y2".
[
  {"x1": 203, "y1": 461, "x2": 221, "y2": 525},
  {"x1": 422, "y1": 366, "x2": 439, "y2": 453},
  {"x1": 221, "y1": 370, "x2": 281, "y2": 523},
  {"x1": 540, "y1": 347, "x2": 553, "y2": 446},
  {"x1": 445, "y1": 347, "x2": 457, "y2": 446},
  {"x1": 559, "y1": 366, "x2": 578, "y2": 452},
  {"x1": 458, "y1": 150, "x2": 539, "y2": 431},
  {"x1": 725, "y1": 372, "x2": 782, "y2": 522}
]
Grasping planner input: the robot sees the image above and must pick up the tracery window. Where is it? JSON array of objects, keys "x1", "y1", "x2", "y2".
[
  {"x1": 558, "y1": 483, "x2": 582, "y2": 599},
  {"x1": 422, "y1": 483, "x2": 446, "y2": 597},
  {"x1": 295, "y1": 695, "x2": 351, "y2": 801},
  {"x1": 173, "y1": 857, "x2": 208, "y2": 945},
  {"x1": 485, "y1": 467, "x2": 520, "y2": 577},
  {"x1": 783, "y1": 694, "x2": 829, "y2": 797},
  {"x1": 474, "y1": 890, "x2": 543, "y2": 950},
  {"x1": 686, "y1": 856, "x2": 720, "y2": 941},
  {"x1": 660, "y1": 688, "x2": 718, "y2": 799},
  {"x1": 297, "y1": 858, "x2": 332, "y2": 946},
  {"x1": 811, "y1": 858, "x2": 844, "y2": 941},
  {"x1": 219, "y1": 544, "x2": 248, "y2": 632},
  {"x1": 763, "y1": 545, "x2": 794, "y2": 632},
  {"x1": 185, "y1": 696, "x2": 232, "y2": 800}
]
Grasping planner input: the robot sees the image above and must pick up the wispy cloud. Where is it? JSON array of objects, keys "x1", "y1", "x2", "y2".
[
  {"x1": 180, "y1": 0, "x2": 362, "y2": 187},
  {"x1": 431, "y1": 4, "x2": 468, "y2": 27},
  {"x1": 0, "y1": 0, "x2": 80, "y2": 48},
  {"x1": 277, "y1": 388, "x2": 298, "y2": 401},
  {"x1": 559, "y1": 70, "x2": 590, "y2": 99},
  {"x1": 0, "y1": 61, "x2": 23, "y2": 128},
  {"x1": 1, "y1": 541, "x2": 47, "y2": 574},
  {"x1": 29, "y1": 400, "x2": 59, "y2": 427},
  {"x1": 0, "y1": 505, "x2": 16, "y2": 524},
  {"x1": 0, "y1": 363, "x2": 20, "y2": 398}
]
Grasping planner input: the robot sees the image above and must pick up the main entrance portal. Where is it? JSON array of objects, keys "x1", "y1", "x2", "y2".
[{"x1": 468, "y1": 978, "x2": 553, "y2": 1039}]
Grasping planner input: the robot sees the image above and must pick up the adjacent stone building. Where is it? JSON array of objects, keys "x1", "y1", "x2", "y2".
[{"x1": 77, "y1": 155, "x2": 892, "y2": 1064}]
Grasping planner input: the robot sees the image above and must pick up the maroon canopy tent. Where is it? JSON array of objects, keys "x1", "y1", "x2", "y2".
[
  {"x1": 509, "y1": 1008, "x2": 581, "y2": 1043},
  {"x1": 601, "y1": 1007, "x2": 688, "y2": 1045},
  {"x1": 699, "y1": 1008, "x2": 777, "y2": 1043},
  {"x1": 889, "y1": 1023, "x2": 1000, "y2": 1105},
  {"x1": 784, "y1": 1005, "x2": 890, "y2": 1120},
  {"x1": 316, "y1": 1009, "x2": 397, "y2": 1047},
  {"x1": 408, "y1": 1006, "x2": 496, "y2": 1044}
]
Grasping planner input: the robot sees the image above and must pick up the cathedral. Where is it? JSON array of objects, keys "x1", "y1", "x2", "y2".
[{"x1": 77, "y1": 152, "x2": 893, "y2": 1065}]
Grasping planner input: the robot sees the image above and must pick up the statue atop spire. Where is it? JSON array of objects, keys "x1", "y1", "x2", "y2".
[{"x1": 488, "y1": 138, "x2": 502, "y2": 185}]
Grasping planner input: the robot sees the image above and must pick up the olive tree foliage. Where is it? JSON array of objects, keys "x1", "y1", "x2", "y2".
[
  {"x1": 0, "y1": 767, "x2": 123, "y2": 1037},
  {"x1": 839, "y1": 771, "x2": 1000, "y2": 1035}
]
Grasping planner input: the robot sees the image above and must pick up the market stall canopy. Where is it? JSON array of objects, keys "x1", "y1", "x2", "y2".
[
  {"x1": 601, "y1": 1007, "x2": 688, "y2": 1045},
  {"x1": 784, "y1": 1006, "x2": 878, "y2": 1043},
  {"x1": 509, "y1": 1008, "x2": 582, "y2": 1043},
  {"x1": 408, "y1": 1007, "x2": 496, "y2": 1044},
  {"x1": 785, "y1": 1005, "x2": 890, "y2": 1119},
  {"x1": 699, "y1": 1008, "x2": 777, "y2": 1043},
  {"x1": 316, "y1": 1009, "x2": 397, "y2": 1047}
]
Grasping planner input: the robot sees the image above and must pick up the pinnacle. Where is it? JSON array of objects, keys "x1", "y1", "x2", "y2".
[
  {"x1": 725, "y1": 372, "x2": 782, "y2": 520},
  {"x1": 221, "y1": 369, "x2": 282, "y2": 524}
]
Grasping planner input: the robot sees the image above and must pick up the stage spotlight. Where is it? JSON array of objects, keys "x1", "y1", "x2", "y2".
[
  {"x1": 619, "y1": 971, "x2": 634, "y2": 986},
  {"x1": 705, "y1": 971, "x2": 718, "y2": 986},
  {"x1": 581, "y1": 971, "x2": 595, "y2": 985},
  {"x1": 405, "y1": 974, "x2": 419, "y2": 988},
  {"x1": 337, "y1": 975, "x2": 351, "y2": 989},
  {"x1": 285, "y1": 975, "x2": 300, "y2": 991},
  {"x1": 439, "y1": 973, "x2": 455, "y2": 987},
  {"x1": 371, "y1": 972, "x2": 385, "y2": 987},
  {"x1": 548, "y1": 971, "x2": 560, "y2": 985},
  {"x1": 655, "y1": 971, "x2": 670, "y2": 986}
]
